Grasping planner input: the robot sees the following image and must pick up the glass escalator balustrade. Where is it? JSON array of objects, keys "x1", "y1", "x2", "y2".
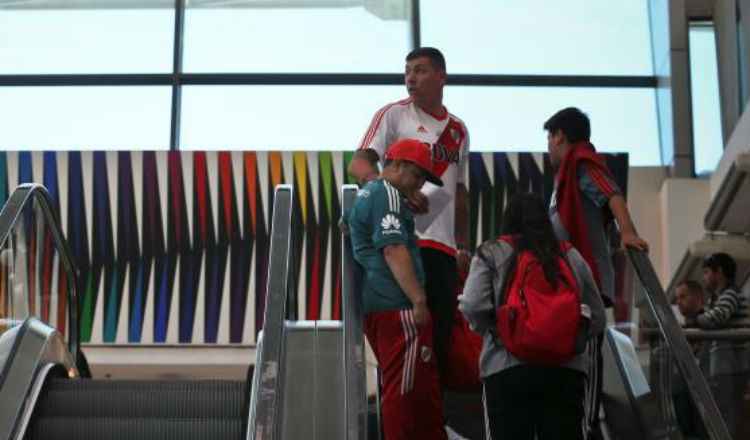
[
  {"x1": 0, "y1": 187, "x2": 76, "y2": 352},
  {"x1": 609, "y1": 250, "x2": 735, "y2": 440}
]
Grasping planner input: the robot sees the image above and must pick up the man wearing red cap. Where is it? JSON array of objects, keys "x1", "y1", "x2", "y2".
[
  {"x1": 357, "y1": 47, "x2": 470, "y2": 382},
  {"x1": 347, "y1": 139, "x2": 448, "y2": 440}
]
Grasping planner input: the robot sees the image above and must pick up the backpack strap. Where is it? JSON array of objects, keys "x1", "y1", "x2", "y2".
[
  {"x1": 479, "y1": 236, "x2": 519, "y2": 309},
  {"x1": 559, "y1": 242, "x2": 581, "y2": 295}
]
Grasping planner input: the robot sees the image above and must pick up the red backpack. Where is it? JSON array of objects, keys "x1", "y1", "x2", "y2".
[{"x1": 493, "y1": 236, "x2": 581, "y2": 366}]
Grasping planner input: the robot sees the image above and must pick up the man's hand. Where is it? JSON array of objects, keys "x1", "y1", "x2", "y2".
[
  {"x1": 621, "y1": 231, "x2": 649, "y2": 252},
  {"x1": 412, "y1": 301, "x2": 431, "y2": 330},
  {"x1": 406, "y1": 190, "x2": 429, "y2": 214}
]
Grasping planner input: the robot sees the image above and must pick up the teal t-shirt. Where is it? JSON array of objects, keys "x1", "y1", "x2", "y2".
[{"x1": 347, "y1": 179, "x2": 425, "y2": 313}]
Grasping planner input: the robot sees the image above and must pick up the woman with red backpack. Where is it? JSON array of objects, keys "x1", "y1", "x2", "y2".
[{"x1": 458, "y1": 192, "x2": 605, "y2": 440}]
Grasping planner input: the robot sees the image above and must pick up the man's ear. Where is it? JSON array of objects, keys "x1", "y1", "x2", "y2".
[
  {"x1": 439, "y1": 70, "x2": 447, "y2": 86},
  {"x1": 553, "y1": 129, "x2": 568, "y2": 147}
]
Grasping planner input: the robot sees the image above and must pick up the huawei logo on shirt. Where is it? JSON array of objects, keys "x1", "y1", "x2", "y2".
[
  {"x1": 416, "y1": 125, "x2": 427, "y2": 133},
  {"x1": 381, "y1": 214, "x2": 402, "y2": 235}
]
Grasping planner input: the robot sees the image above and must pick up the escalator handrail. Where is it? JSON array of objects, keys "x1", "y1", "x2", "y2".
[
  {"x1": 0, "y1": 183, "x2": 80, "y2": 369},
  {"x1": 341, "y1": 184, "x2": 367, "y2": 440},
  {"x1": 682, "y1": 328, "x2": 750, "y2": 340},
  {"x1": 249, "y1": 185, "x2": 294, "y2": 440},
  {"x1": 626, "y1": 248, "x2": 732, "y2": 440}
]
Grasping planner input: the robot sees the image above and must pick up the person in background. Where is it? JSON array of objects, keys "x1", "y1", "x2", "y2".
[
  {"x1": 675, "y1": 280, "x2": 707, "y2": 325},
  {"x1": 544, "y1": 107, "x2": 648, "y2": 440},
  {"x1": 459, "y1": 192, "x2": 605, "y2": 440},
  {"x1": 672, "y1": 279, "x2": 709, "y2": 438},
  {"x1": 685, "y1": 253, "x2": 750, "y2": 439},
  {"x1": 347, "y1": 139, "x2": 447, "y2": 440},
  {"x1": 349, "y1": 148, "x2": 381, "y2": 186}
]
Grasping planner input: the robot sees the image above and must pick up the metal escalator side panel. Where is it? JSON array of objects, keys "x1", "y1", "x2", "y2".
[
  {"x1": 314, "y1": 321, "x2": 345, "y2": 440},
  {"x1": 278, "y1": 321, "x2": 316, "y2": 440},
  {"x1": 248, "y1": 185, "x2": 294, "y2": 440},
  {"x1": 626, "y1": 249, "x2": 732, "y2": 440},
  {"x1": 341, "y1": 184, "x2": 367, "y2": 440},
  {"x1": 0, "y1": 318, "x2": 77, "y2": 440},
  {"x1": 278, "y1": 321, "x2": 344, "y2": 440}
]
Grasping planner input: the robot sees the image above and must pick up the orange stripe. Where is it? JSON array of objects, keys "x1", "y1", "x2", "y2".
[
  {"x1": 244, "y1": 152, "x2": 258, "y2": 236},
  {"x1": 269, "y1": 152, "x2": 282, "y2": 189}
]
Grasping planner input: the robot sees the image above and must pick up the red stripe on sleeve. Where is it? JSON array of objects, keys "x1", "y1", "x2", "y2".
[{"x1": 583, "y1": 163, "x2": 614, "y2": 196}]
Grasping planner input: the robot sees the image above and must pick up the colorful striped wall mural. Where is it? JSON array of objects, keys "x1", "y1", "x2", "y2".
[{"x1": 0, "y1": 151, "x2": 628, "y2": 346}]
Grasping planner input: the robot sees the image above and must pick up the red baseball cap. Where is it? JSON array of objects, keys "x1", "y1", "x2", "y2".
[{"x1": 385, "y1": 139, "x2": 443, "y2": 186}]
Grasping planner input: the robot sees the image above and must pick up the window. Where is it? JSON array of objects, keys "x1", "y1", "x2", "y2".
[
  {"x1": 180, "y1": 85, "x2": 405, "y2": 149},
  {"x1": 421, "y1": 0, "x2": 653, "y2": 75},
  {"x1": 0, "y1": 87, "x2": 172, "y2": 149},
  {"x1": 447, "y1": 87, "x2": 660, "y2": 165},
  {"x1": 0, "y1": 8, "x2": 174, "y2": 74},
  {"x1": 180, "y1": 84, "x2": 660, "y2": 166},
  {"x1": 183, "y1": 5, "x2": 409, "y2": 72},
  {"x1": 0, "y1": 1, "x2": 662, "y2": 165},
  {"x1": 689, "y1": 24, "x2": 723, "y2": 176}
]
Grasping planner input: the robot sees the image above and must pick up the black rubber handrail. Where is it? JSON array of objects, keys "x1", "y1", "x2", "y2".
[
  {"x1": 682, "y1": 328, "x2": 750, "y2": 341},
  {"x1": 341, "y1": 184, "x2": 367, "y2": 439},
  {"x1": 0, "y1": 183, "x2": 80, "y2": 370},
  {"x1": 248, "y1": 185, "x2": 294, "y2": 440},
  {"x1": 626, "y1": 248, "x2": 732, "y2": 440}
]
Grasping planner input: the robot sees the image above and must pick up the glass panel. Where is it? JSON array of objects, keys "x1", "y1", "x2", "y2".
[
  {"x1": 0, "y1": 8, "x2": 174, "y2": 74},
  {"x1": 617, "y1": 254, "x2": 724, "y2": 439},
  {"x1": 446, "y1": 86, "x2": 661, "y2": 166},
  {"x1": 689, "y1": 25, "x2": 724, "y2": 176},
  {"x1": 181, "y1": 85, "x2": 660, "y2": 166},
  {"x1": 0, "y1": 87, "x2": 172, "y2": 150},
  {"x1": 183, "y1": 3, "x2": 409, "y2": 73},
  {"x1": 180, "y1": 85, "x2": 405, "y2": 150},
  {"x1": 421, "y1": 0, "x2": 653, "y2": 75},
  {"x1": 0, "y1": 197, "x2": 75, "y2": 344}
]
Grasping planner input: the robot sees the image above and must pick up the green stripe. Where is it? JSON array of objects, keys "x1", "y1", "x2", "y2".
[
  {"x1": 319, "y1": 152, "x2": 333, "y2": 219},
  {"x1": 104, "y1": 267, "x2": 118, "y2": 342},
  {"x1": 80, "y1": 272, "x2": 94, "y2": 343}
]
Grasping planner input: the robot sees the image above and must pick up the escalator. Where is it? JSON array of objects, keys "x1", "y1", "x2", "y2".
[
  {"x1": 248, "y1": 184, "x2": 368, "y2": 440},
  {"x1": 0, "y1": 184, "x2": 254, "y2": 440},
  {"x1": 0, "y1": 181, "x2": 737, "y2": 440},
  {"x1": 0, "y1": 183, "x2": 369, "y2": 440}
]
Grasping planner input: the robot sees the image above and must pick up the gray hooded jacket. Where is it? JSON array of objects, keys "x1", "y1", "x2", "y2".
[{"x1": 458, "y1": 239, "x2": 606, "y2": 378}]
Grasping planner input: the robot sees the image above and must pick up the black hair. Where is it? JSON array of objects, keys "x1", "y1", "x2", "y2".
[
  {"x1": 702, "y1": 252, "x2": 737, "y2": 281},
  {"x1": 354, "y1": 148, "x2": 380, "y2": 170},
  {"x1": 497, "y1": 192, "x2": 564, "y2": 288},
  {"x1": 543, "y1": 107, "x2": 591, "y2": 143},
  {"x1": 677, "y1": 279, "x2": 705, "y2": 297},
  {"x1": 406, "y1": 47, "x2": 446, "y2": 71}
]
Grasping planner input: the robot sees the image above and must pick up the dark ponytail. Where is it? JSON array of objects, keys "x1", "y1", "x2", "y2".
[{"x1": 500, "y1": 192, "x2": 564, "y2": 287}]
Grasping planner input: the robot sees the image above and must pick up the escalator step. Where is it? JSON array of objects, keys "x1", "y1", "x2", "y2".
[
  {"x1": 25, "y1": 417, "x2": 242, "y2": 440},
  {"x1": 31, "y1": 379, "x2": 245, "y2": 419}
]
